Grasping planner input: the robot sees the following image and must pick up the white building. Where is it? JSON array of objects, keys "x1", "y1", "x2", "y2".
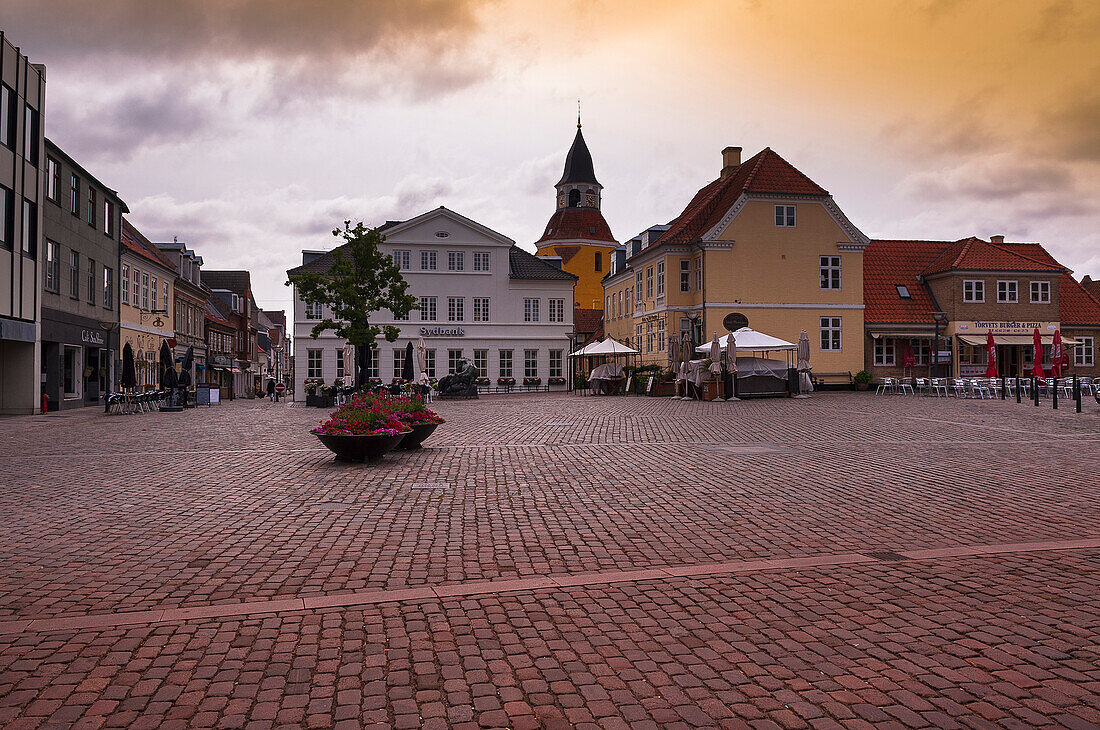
[{"x1": 289, "y1": 207, "x2": 577, "y2": 399}]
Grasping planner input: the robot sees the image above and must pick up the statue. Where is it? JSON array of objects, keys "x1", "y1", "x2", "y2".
[{"x1": 436, "y1": 358, "x2": 479, "y2": 397}]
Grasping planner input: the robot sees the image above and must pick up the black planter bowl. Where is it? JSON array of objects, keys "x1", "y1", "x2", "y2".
[
  {"x1": 394, "y1": 422, "x2": 440, "y2": 450},
  {"x1": 315, "y1": 431, "x2": 408, "y2": 463}
]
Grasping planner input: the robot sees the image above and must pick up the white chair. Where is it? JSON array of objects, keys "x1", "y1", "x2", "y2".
[
  {"x1": 898, "y1": 377, "x2": 915, "y2": 395},
  {"x1": 876, "y1": 377, "x2": 895, "y2": 395},
  {"x1": 931, "y1": 378, "x2": 949, "y2": 397},
  {"x1": 1080, "y1": 377, "x2": 1095, "y2": 397},
  {"x1": 951, "y1": 379, "x2": 967, "y2": 397},
  {"x1": 914, "y1": 378, "x2": 929, "y2": 396}
]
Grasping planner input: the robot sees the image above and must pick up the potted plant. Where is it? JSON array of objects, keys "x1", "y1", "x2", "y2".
[
  {"x1": 390, "y1": 394, "x2": 445, "y2": 450},
  {"x1": 312, "y1": 400, "x2": 410, "y2": 463},
  {"x1": 305, "y1": 379, "x2": 321, "y2": 407},
  {"x1": 523, "y1": 377, "x2": 542, "y2": 388},
  {"x1": 475, "y1": 377, "x2": 491, "y2": 388},
  {"x1": 854, "y1": 370, "x2": 872, "y2": 391},
  {"x1": 497, "y1": 377, "x2": 515, "y2": 390},
  {"x1": 548, "y1": 377, "x2": 566, "y2": 386}
]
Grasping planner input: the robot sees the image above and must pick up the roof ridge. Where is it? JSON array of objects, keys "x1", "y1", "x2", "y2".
[
  {"x1": 989, "y1": 240, "x2": 1066, "y2": 271},
  {"x1": 738, "y1": 148, "x2": 771, "y2": 192},
  {"x1": 950, "y1": 237, "x2": 977, "y2": 269}
]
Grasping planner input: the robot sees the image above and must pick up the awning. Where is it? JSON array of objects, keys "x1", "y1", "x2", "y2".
[
  {"x1": 870, "y1": 332, "x2": 935, "y2": 339},
  {"x1": 959, "y1": 334, "x2": 1079, "y2": 346}
]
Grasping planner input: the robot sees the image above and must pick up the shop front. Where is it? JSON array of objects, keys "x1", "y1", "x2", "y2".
[
  {"x1": 950, "y1": 321, "x2": 1072, "y2": 378},
  {"x1": 41, "y1": 313, "x2": 118, "y2": 411}
]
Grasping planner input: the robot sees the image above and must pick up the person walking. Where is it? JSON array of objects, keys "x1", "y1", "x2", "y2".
[{"x1": 266, "y1": 378, "x2": 276, "y2": 402}]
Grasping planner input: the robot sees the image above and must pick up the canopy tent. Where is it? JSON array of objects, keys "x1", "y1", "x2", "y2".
[
  {"x1": 573, "y1": 337, "x2": 638, "y2": 356},
  {"x1": 696, "y1": 327, "x2": 796, "y2": 353}
]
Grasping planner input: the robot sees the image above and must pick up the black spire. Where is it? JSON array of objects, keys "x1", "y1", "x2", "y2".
[{"x1": 556, "y1": 126, "x2": 599, "y2": 187}]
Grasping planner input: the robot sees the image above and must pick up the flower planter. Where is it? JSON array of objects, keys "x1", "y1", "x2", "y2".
[
  {"x1": 307, "y1": 395, "x2": 335, "y2": 408},
  {"x1": 315, "y1": 431, "x2": 407, "y2": 463},
  {"x1": 394, "y1": 422, "x2": 440, "y2": 450}
]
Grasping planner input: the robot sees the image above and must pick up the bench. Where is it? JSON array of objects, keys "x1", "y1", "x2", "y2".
[{"x1": 812, "y1": 371, "x2": 854, "y2": 390}]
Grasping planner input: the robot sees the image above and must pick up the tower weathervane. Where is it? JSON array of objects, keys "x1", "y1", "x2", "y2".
[{"x1": 577, "y1": 99, "x2": 581, "y2": 128}]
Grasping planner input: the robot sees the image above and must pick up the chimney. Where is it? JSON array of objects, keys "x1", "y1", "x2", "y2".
[
  {"x1": 721, "y1": 146, "x2": 742, "y2": 178},
  {"x1": 990, "y1": 235, "x2": 1005, "y2": 244}
]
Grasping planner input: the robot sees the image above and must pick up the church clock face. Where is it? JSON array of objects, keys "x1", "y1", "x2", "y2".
[
  {"x1": 557, "y1": 193, "x2": 567, "y2": 208},
  {"x1": 584, "y1": 193, "x2": 597, "y2": 207}
]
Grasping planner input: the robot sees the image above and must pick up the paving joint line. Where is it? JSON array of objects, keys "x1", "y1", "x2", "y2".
[{"x1": 1, "y1": 536, "x2": 1098, "y2": 638}]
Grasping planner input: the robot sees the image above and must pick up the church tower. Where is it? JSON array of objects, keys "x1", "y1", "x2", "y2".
[{"x1": 535, "y1": 116, "x2": 617, "y2": 311}]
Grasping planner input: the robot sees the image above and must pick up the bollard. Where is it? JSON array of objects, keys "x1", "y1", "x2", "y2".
[
  {"x1": 1075, "y1": 374, "x2": 1082, "y2": 413},
  {"x1": 1016, "y1": 376, "x2": 1021, "y2": 404},
  {"x1": 1053, "y1": 377, "x2": 1058, "y2": 409},
  {"x1": 1033, "y1": 376, "x2": 1039, "y2": 406}
]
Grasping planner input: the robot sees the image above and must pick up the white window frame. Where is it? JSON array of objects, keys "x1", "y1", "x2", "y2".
[
  {"x1": 448, "y1": 349, "x2": 463, "y2": 374},
  {"x1": 473, "y1": 297, "x2": 490, "y2": 322},
  {"x1": 498, "y1": 349, "x2": 513, "y2": 378},
  {"x1": 393, "y1": 250, "x2": 410, "y2": 271},
  {"x1": 1030, "y1": 280, "x2": 1050, "y2": 304},
  {"x1": 420, "y1": 250, "x2": 437, "y2": 271},
  {"x1": 62, "y1": 345, "x2": 82, "y2": 399},
  {"x1": 424, "y1": 349, "x2": 436, "y2": 378},
  {"x1": 419, "y1": 296, "x2": 437, "y2": 321},
  {"x1": 997, "y1": 280, "x2": 1018, "y2": 303},
  {"x1": 775, "y1": 205, "x2": 796, "y2": 227},
  {"x1": 820, "y1": 317, "x2": 842, "y2": 351},
  {"x1": 635, "y1": 272, "x2": 643, "y2": 305},
  {"x1": 656, "y1": 261, "x2": 665, "y2": 298},
  {"x1": 121, "y1": 263, "x2": 130, "y2": 305},
  {"x1": 657, "y1": 318, "x2": 665, "y2": 351},
  {"x1": 549, "y1": 349, "x2": 563, "y2": 378},
  {"x1": 524, "y1": 298, "x2": 540, "y2": 323},
  {"x1": 524, "y1": 349, "x2": 538, "y2": 378},
  {"x1": 473, "y1": 251, "x2": 491, "y2": 272},
  {"x1": 393, "y1": 349, "x2": 404, "y2": 379},
  {"x1": 473, "y1": 349, "x2": 488, "y2": 376},
  {"x1": 819, "y1": 256, "x2": 841, "y2": 290},
  {"x1": 693, "y1": 257, "x2": 702, "y2": 291},
  {"x1": 680, "y1": 259, "x2": 690, "y2": 292},
  {"x1": 549, "y1": 298, "x2": 565, "y2": 323},
  {"x1": 447, "y1": 296, "x2": 464, "y2": 322},
  {"x1": 645, "y1": 267, "x2": 653, "y2": 299},
  {"x1": 307, "y1": 349, "x2": 323, "y2": 379},
  {"x1": 1076, "y1": 336, "x2": 1094, "y2": 367},
  {"x1": 305, "y1": 301, "x2": 322, "y2": 320},
  {"x1": 447, "y1": 251, "x2": 464, "y2": 271},
  {"x1": 334, "y1": 348, "x2": 345, "y2": 380},
  {"x1": 873, "y1": 339, "x2": 895, "y2": 366},
  {"x1": 963, "y1": 280, "x2": 985, "y2": 303}
]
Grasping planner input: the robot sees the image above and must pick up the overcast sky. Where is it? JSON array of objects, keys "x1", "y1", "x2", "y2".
[{"x1": 4, "y1": 0, "x2": 1098, "y2": 315}]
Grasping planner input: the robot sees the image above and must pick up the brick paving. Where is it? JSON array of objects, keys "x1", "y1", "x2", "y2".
[{"x1": 0, "y1": 392, "x2": 1098, "y2": 728}]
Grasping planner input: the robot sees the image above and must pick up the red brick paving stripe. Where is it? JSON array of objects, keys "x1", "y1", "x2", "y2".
[{"x1": 2, "y1": 536, "x2": 1097, "y2": 637}]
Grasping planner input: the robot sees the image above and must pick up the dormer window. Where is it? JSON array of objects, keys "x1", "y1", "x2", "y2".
[{"x1": 896, "y1": 284, "x2": 910, "y2": 299}]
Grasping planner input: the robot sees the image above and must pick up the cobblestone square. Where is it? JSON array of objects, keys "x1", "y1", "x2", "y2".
[{"x1": 1, "y1": 393, "x2": 1098, "y2": 729}]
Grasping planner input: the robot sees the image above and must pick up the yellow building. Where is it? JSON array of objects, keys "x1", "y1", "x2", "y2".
[
  {"x1": 604, "y1": 146, "x2": 868, "y2": 380},
  {"x1": 535, "y1": 120, "x2": 617, "y2": 311},
  {"x1": 120, "y1": 219, "x2": 175, "y2": 388}
]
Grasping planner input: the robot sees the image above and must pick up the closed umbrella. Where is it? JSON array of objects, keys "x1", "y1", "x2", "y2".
[
  {"x1": 1051, "y1": 330, "x2": 1063, "y2": 378},
  {"x1": 681, "y1": 332, "x2": 694, "y2": 399},
  {"x1": 342, "y1": 343, "x2": 355, "y2": 384},
  {"x1": 708, "y1": 332, "x2": 722, "y2": 374},
  {"x1": 416, "y1": 336, "x2": 427, "y2": 380},
  {"x1": 402, "y1": 342, "x2": 415, "y2": 382},
  {"x1": 984, "y1": 331, "x2": 997, "y2": 378},
  {"x1": 121, "y1": 343, "x2": 137, "y2": 388},
  {"x1": 179, "y1": 345, "x2": 195, "y2": 387},
  {"x1": 670, "y1": 334, "x2": 682, "y2": 399},
  {"x1": 1031, "y1": 328, "x2": 1045, "y2": 378},
  {"x1": 727, "y1": 331, "x2": 741, "y2": 400},
  {"x1": 160, "y1": 340, "x2": 178, "y2": 389},
  {"x1": 796, "y1": 330, "x2": 812, "y2": 396},
  {"x1": 902, "y1": 342, "x2": 916, "y2": 368}
]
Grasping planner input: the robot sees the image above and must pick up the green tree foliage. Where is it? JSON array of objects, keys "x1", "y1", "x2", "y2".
[{"x1": 287, "y1": 221, "x2": 418, "y2": 352}]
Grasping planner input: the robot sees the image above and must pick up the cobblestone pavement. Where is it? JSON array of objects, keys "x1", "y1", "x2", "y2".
[{"x1": 0, "y1": 393, "x2": 1098, "y2": 728}]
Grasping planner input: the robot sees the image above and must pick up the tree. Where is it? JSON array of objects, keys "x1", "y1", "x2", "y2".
[{"x1": 287, "y1": 221, "x2": 418, "y2": 385}]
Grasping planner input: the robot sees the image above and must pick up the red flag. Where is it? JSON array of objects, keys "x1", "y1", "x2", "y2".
[
  {"x1": 1031, "y1": 328, "x2": 1045, "y2": 378},
  {"x1": 1051, "y1": 330, "x2": 1063, "y2": 378},
  {"x1": 984, "y1": 331, "x2": 997, "y2": 378}
]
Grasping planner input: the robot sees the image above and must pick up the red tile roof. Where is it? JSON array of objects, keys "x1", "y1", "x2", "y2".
[
  {"x1": 1082, "y1": 276, "x2": 1100, "y2": 300},
  {"x1": 864, "y1": 240, "x2": 948, "y2": 324},
  {"x1": 656, "y1": 148, "x2": 828, "y2": 246},
  {"x1": 1059, "y1": 274, "x2": 1100, "y2": 326},
  {"x1": 537, "y1": 207, "x2": 616, "y2": 244},
  {"x1": 922, "y1": 237, "x2": 1066, "y2": 275},
  {"x1": 121, "y1": 218, "x2": 176, "y2": 272},
  {"x1": 573, "y1": 308, "x2": 603, "y2": 335}
]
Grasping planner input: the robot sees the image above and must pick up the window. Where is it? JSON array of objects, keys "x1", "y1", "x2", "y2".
[
  {"x1": 473, "y1": 252, "x2": 490, "y2": 271},
  {"x1": 70, "y1": 175, "x2": 80, "y2": 216},
  {"x1": 142, "y1": 272, "x2": 150, "y2": 310},
  {"x1": 335, "y1": 349, "x2": 346, "y2": 379},
  {"x1": 46, "y1": 158, "x2": 59, "y2": 202},
  {"x1": 549, "y1": 349, "x2": 563, "y2": 378},
  {"x1": 909, "y1": 338, "x2": 930, "y2": 365},
  {"x1": 393, "y1": 250, "x2": 410, "y2": 270},
  {"x1": 636, "y1": 323, "x2": 643, "y2": 349},
  {"x1": 0, "y1": 85, "x2": 11, "y2": 148},
  {"x1": 962, "y1": 280, "x2": 984, "y2": 302},
  {"x1": 549, "y1": 298, "x2": 565, "y2": 323},
  {"x1": 645, "y1": 320, "x2": 654, "y2": 353},
  {"x1": 645, "y1": 267, "x2": 653, "y2": 299},
  {"x1": 307, "y1": 350, "x2": 322, "y2": 379},
  {"x1": 874, "y1": 339, "x2": 895, "y2": 366},
  {"x1": 896, "y1": 284, "x2": 911, "y2": 299},
  {"x1": 23, "y1": 104, "x2": 39, "y2": 165},
  {"x1": 104, "y1": 201, "x2": 113, "y2": 236},
  {"x1": 63, "y1": 346, "x2": 82, "y2": 398},
  {"x1": 1030, "y1": 281, "x2": 1051, "y2": 304},
  {"x1": 21, "y1": 199, "x2": 35, "y2": 257},
  {"x1": 819, "y1": 256, "x2": 841, "y2": 290},
  {"x1": 693, "y1": 257, "x2": 702, "y2": 291},
  {"x1": 657, "y1": 319, "x2": 665, "y2": 351},
  {"x1": 473, "y1": 297, "x2": 490, "y2": 322},
  {"x1": 473, "y1": 349, "x2": 488, "y2": 376},
  {"x1": 680, "y1": 259, "x2": 690, "y2": 292},
  {"x1": 366, "y1": 346, "x2": 380, "y2": 378},
  {"x1": 69, "y1": 251, "x2": 80, "y2": 298},
  {"x1": 524, "y1": 298, "x2": 539, "y2": 322},
  {"x1": 524, "y1": 349, "x2": 538, "y2": 378},
  {"x1": 997, "y1": 280, "x2": 1018, "y2": 303},
  {"x1": 448, "y1": 349, "x2": 463, "y2": 374},
  {"x1": 420, "y1": 250, "x2": 437, "y2": 270},
  {"x1": 87, "y1": 187, "x2": 96, "y2": 227},
  {"x1": 499, "y1": 349, "x2": 513, "y2": 378},
  {"x1": 635, "y1": 272, "x2": 643, "y2": 305},
  {"x1": 448, "y1": 251, "x2": 464, "y2": 271},
  {"x1": 1076, "y1": 337, "x2": 1094, "y2": 367},
  {"x1": 448, "y1": 296, "x2": 464, "y2": 322},
  {"x1": 775, "y1": 205, "x2": 796, "y2": 227},
  {"x1": 0, "y1": 185, "x2": 9, "y2": 249},
  {"x1": 86, "y1": 258, "x2": 95, "y2": 305},
  {"x1": 393, "y1": 349, "x2": 404, "y2": 379},
  {"x1": 820, "y1": 317, "x2": 842, "y2": 350},
  {"x1": 305, "y1": 301, "x2": 322, "y2": 320},
  {"x1": 419, "y1": 296, "x2": 437, "y2": 321},
  {"x1": 594, "y1": 251, "x2": 602, "y2": 272},
  {"x1": 45, "y1": 241, "x2": 59, "y2": 292},
  {"x1": 656, "y1": 261, "x2": 665, "y2": 297},
  {"x1": 132, "y1": 267, "x2": 140, "y2": 306},
  {"x1": 424, "y1": 349, "x2": 436, "y2": 378}
]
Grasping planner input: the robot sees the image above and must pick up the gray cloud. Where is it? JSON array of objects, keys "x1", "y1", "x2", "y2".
[
  {"x1": 1041, "y1": 80, "x2": 1100, "y2": 163},
  {"x1": 900, "y1": 153, "x2": 1077, "y2": 202}
]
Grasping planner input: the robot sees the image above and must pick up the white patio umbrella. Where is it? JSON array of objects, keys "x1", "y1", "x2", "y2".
[
  {"x1": 796, "y1": 329, "x2": 813, "y2": 397},
  {"x1": 342, "y1": 343, "x2": 355, "y2": 384},
  {"x1": 670, "y1": 333, "x2": 684, "y2": 399},
  {"x1": 415, "y1": 336, "x2": 428, "y2": 382},
  {"x1": 708, "y1": 332, "x2": 723, "y2": 401},
  {"x1": 726, "y1": 332, "x2": 740, "y2": 401},
  {"x1": 681, "y1": 332, "x2": 694, "y2": 399}
]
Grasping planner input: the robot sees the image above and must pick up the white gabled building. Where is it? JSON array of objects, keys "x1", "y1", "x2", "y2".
[{"x1": 289, "y1": 207, "x2": 577, "y2": 399}]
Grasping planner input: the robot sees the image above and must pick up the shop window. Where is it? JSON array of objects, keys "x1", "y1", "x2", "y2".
[
  {"x1": 63, "y1": 346, "x2": 82, "y2": 399},
  {"x1": 874, "y1": 339, "x2": 895, "y2": 366}
]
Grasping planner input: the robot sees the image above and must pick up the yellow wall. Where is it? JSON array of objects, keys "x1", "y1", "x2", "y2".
[
  {"x1": 120, "y1": 252, "x2": 175, "y2": 387},
  {"x1": 538, "y1": 243, "x2": 617, "y2": 310}
]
